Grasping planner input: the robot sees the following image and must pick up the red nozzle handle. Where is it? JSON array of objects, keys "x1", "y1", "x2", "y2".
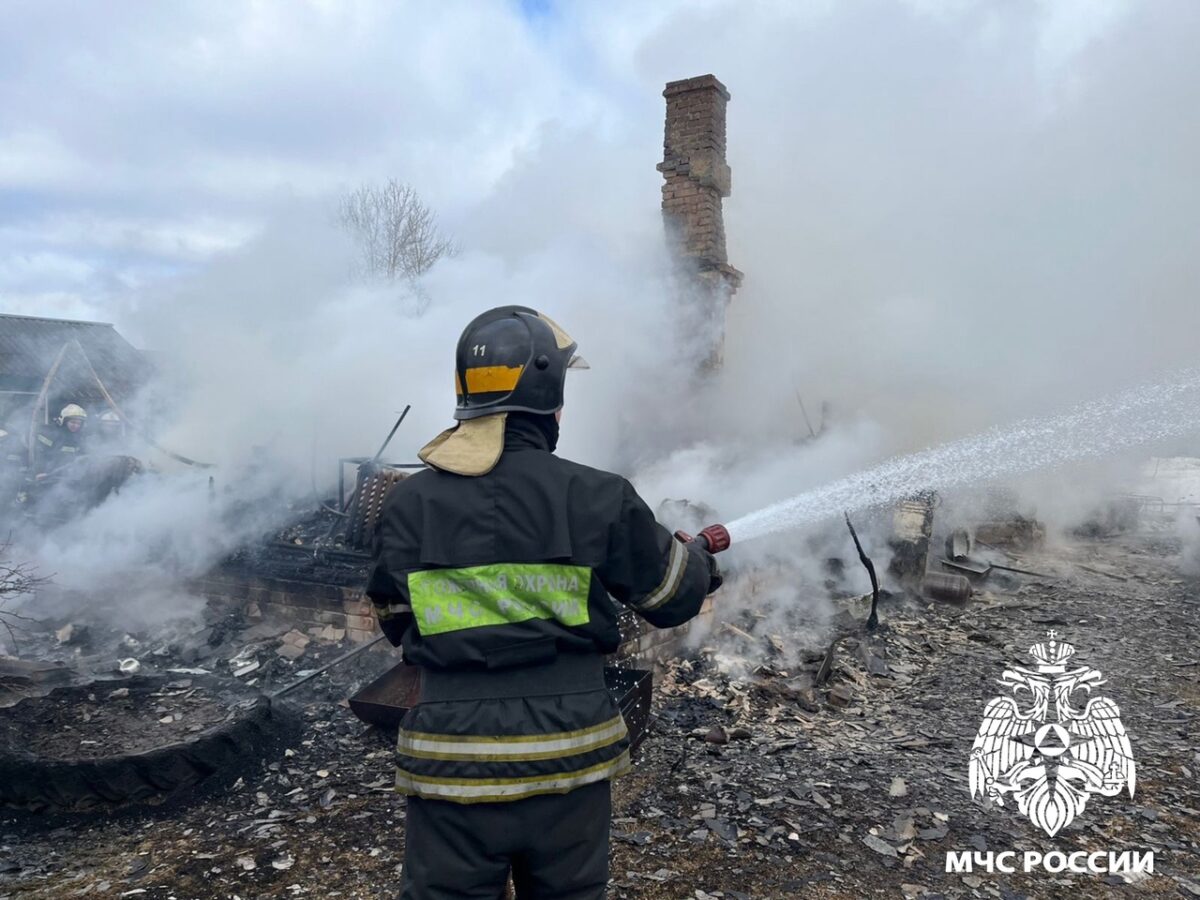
[{"x1": 673, "y1": 523, "x2": 731, "y2": 554}]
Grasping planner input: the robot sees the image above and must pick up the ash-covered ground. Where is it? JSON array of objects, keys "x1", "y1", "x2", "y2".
[{"x1": 2, "y1": 531, "x2": 1198, "y2": 899}]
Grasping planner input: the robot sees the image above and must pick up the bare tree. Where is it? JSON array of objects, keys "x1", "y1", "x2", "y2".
[
  {"x1": 338, "y1": 179, "x2": 456, "y2": 281},
  {"x1": 0, "y1": 540, "x2": 49, "y2": 651}
]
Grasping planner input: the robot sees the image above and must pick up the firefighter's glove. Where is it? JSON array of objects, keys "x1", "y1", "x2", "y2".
[
  {"x1": 703, "y1": 550, "x2": 724, "y2": 595},
  {"x1": 673, "y1": 528, "x2": 725, "y2": 595}
]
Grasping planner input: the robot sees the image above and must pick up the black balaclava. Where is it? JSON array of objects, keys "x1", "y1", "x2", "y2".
[{"x1": 504, "y1": 411, "x2": 560, "y2": 453}]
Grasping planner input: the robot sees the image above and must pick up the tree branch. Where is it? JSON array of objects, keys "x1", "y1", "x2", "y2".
[{"x1": 337, "y1": 178, "x2": 455, "y2": 284}]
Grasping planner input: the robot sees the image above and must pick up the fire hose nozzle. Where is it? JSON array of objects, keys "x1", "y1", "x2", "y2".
[{"x1": 673, "y1": 523, "x2": 731, "y2": 554}]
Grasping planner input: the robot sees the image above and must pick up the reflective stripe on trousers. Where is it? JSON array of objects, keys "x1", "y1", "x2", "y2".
[
  {"x1": 396, "y1": 749, "x2": 631, "y2": 804},
  {"x1": 397, "y1": 713, "x2": 627, "y2": 761}
]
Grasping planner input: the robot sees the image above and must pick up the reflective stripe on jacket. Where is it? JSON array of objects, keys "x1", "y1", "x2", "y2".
[
  {"x1": 366, "y1": 415, "x2": 714, "y2": 803},
  {"x1": 35, "y1": 426, "x2": 84, "y2": 472}
]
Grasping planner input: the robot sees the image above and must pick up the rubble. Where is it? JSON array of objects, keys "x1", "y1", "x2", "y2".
[
  {"x1": 974, "y1": 514, "x2": 1045, "y2": 549},
  {"x1": 703, "y1": 725, "x2": 729, "y2": 745},
  {"x1": 0, "y1": 531, "x2": 1196, "y2": 897},
  {"x1": 275, "y1": 630, "x2": 310, "y2": 660},
  {"x1": 826, "y1": 683, "x2": 854, "y2": 708},
  {"x1": 55, "y1": 623, "x2": 86, "y2": 646},
  {"x1": 920, "y1": 571, "x2": 972, "y2": 604},
  {"x1": 888, "y1": 495, "x2": 936, "y2": 586},
  {"x1": 944, "y1": 528, "x2": 973, "y2": 561},
  {"x1": 317, "y1": 625, "x2": 345, "y2": 643}
]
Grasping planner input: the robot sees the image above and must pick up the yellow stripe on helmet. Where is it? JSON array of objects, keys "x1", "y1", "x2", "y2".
[{"x1": 456, "y1": 364, "x2": 525, "y2": 396}]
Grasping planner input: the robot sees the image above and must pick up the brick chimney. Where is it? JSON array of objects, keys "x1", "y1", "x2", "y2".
[{"x1": 657, "y1": 74, "x2": 742, "y2": 367}]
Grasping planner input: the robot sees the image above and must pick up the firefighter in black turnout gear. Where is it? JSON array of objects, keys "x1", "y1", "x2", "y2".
[
  {"x1": 0, "y1": 421, "x2": 26, "y2": 510},
  {"x1": 36, "y1": 404, "x2": 87, "y2": 475},
  {"x1": 368, "y1": 307, "x2": 723, "y2": 899}
]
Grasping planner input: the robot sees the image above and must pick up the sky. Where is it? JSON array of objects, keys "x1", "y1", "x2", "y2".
[{"x1": 2, "y1": 0, "x2": 1198, "y2": 494}]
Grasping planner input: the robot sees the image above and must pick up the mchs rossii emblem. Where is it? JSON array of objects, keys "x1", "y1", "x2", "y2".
[{"x1": 969, "y1": 632, "x2": 1136, "y2": 836}]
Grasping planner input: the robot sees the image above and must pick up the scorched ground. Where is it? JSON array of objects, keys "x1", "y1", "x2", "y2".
[{"x1": 2, "y1": 532, "x2": 1199, "y2": 899}]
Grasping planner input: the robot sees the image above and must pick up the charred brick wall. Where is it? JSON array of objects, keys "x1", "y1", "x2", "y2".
[
  {"x1": 614, "y1": 598, "x2": 715, "y2": 667},
  {"x1": 194, "y1": 572, "x2": 378, "y2": 644}
]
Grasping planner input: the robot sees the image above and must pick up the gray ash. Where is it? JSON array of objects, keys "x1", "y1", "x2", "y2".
[{"x1": 2, "y1": 676, "x2": 254, "y2": 761}]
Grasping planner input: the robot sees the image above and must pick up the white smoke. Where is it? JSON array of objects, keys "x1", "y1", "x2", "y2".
[{"x1": 4, "y1": 1, "x2": 1200, "y2": 642}]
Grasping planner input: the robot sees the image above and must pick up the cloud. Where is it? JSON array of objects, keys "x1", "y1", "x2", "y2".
[{"x1": 2, "y1": 0, "x2": 1197, "y2": 483}]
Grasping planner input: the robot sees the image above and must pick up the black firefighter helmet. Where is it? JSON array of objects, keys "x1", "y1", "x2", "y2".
[
  {"x1": 419, "y1": 306, "x2": 587, "y2": 476},
  {"x1": 453, "y1": 305, "x2": 586, "y2": 420}
]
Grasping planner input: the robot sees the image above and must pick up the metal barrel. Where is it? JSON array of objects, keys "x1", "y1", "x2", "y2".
[{"x1": 921, "y1": 571, "x2": 972, "y2": 604}]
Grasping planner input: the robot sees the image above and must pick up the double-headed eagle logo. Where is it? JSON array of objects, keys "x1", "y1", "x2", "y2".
[{"x1": 969, "y1": 632, "x2": 1136, "y2": 836}]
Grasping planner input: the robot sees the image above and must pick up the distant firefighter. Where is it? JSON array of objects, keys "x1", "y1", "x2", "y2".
[
  {"x1": 92, "y1": 409, "x2": 129, "y2": 455},
  {"x1": 0, "y1": 422, "x2": 23, "y2": 469},
  {"x1": 36, "y1": 404, "x2": 88, "y2": 475},
  {"x1": 0, "y1": 420, "x2": 26, "y2": 508}
]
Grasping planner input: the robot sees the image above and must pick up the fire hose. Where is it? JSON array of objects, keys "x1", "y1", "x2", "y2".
[{"x1": 273, "y1": 633, "x2": 387, "y2": 698}]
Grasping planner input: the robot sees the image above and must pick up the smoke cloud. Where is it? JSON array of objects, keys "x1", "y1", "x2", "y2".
[{"x1": 3, "y1": 1, "x2": 1199, "y2": 644}]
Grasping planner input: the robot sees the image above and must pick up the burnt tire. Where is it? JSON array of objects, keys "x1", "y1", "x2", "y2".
[{"x1": 0, "y1": 688, "x2": 298, "y2": 814}]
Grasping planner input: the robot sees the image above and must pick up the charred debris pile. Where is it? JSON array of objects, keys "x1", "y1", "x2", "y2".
[{"x1": 3, "y1": 508, "x2": 1198, "y2": 898}]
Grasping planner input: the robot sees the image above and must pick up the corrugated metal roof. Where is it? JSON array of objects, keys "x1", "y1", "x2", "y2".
[{"x1": 0, "y1": 312, "x2": 149, "y2": 398}]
